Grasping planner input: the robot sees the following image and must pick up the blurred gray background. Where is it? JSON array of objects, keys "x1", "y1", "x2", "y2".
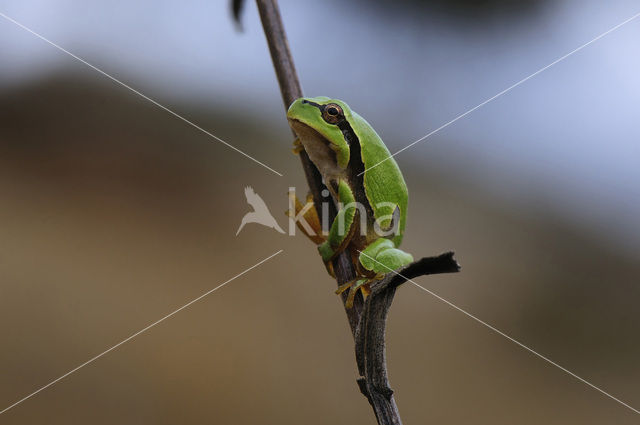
[{"x1": 0, "y1": 0, "x2": 639, "y2": 424}]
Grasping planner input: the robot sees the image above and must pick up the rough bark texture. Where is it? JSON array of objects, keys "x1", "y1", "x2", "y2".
[{"x1": 249, "y1": 1, "x2": 461, "y2": 423}]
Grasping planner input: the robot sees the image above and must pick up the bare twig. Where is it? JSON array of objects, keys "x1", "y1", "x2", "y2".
[
  {"x1": 241, "y1": 2, "x2": 461, "y2": 423},
  {"x1": 355, "y1": 253, "x2": 460, "y2": 424},
  {"x1": 253, "y1": 0, "x2": 363, "y2": 334}
]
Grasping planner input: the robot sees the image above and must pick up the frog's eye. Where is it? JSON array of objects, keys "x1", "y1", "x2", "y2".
[
  {"x1": 322, "y1": 103, "x2": 343, "y2": 124},
  {"x1": 326, "y1": 106, "x2": 340, "y2": 116}
]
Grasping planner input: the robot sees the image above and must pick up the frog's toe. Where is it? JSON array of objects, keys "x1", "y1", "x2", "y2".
[
  {"x1": 291, "y1": 138, "x2": 304, "y2": 154},
  {"x1": 335, "y1": 280, "x2": 354, "y2": 295},
  {"x1": 349, "y1": 280, "x2": 370, "y2": 308},
  {"x1": 335, "y1": 279, "x2": 370, "y2": 309},
  {"x1": 345, "y1": 285, "x2": 359, "y2": 309}
]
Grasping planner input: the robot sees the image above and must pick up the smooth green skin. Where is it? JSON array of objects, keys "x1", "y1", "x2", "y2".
[{"x1": 287, "y1": 96, "x2": 413, "y2": 275}]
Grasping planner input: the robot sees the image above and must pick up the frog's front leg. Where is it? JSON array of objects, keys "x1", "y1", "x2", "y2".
[
  {"x1": 286, "y1": 192, "x2": 325, "y2": 245},
  {"x1": 318, "y1": 179, "x2": 358, "y2": 263}
]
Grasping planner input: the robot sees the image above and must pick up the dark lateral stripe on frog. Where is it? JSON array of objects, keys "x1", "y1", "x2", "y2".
[
  {"x1": 301, "y1": 99, "x2": 372, "y2": 218},
  {"x1": 301, "y1": 99, "x2": 365, "y2": 175}
]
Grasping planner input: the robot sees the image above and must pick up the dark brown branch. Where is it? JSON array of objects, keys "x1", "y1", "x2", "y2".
[
  {"x1": 254, "y1": 0, "x2": 362, "y2": 334},
  {"x1": 355, "y1": 253, "x2": 460, "y2": 424},
  {"x1": 249, "y1": 1, "x2": 461, "y2": 423}
]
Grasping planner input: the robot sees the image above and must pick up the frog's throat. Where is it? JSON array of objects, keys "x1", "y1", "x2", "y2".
[{"x1": 289, "y1": 119, "x2": 344, "y2": 180}]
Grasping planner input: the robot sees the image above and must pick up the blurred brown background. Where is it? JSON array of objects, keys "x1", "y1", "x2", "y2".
[{"x1": 1, "y1": 1, "x2": 639, "y2": 424}]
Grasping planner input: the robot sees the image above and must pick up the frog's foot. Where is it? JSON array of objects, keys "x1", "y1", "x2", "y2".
[
  {"x1": 286, "y1": 192, "x2": 325, "y2": 245},
  {"x1": 359, "y1": 239, "x2": 414, "y2": 275},
  {"x1": 335, "y1": 278, "x2": 371, "y2": 309},
  {"x1": 324, "y1": 260, "x2": 336, "y2": 279},
  {"x1": 291, "y1": 137, "x2": 304, "y2": 155}
]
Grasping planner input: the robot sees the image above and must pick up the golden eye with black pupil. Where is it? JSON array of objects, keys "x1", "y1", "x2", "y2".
[{"x1": 322, "y1": 103, "x2": 343, "y2": 124}]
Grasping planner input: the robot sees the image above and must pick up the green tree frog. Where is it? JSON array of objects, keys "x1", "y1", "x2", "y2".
[{"x1": 287, "y1": 96, "x2": 413, "y2": 307}]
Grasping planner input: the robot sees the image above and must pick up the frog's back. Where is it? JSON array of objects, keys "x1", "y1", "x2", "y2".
[{"x1": 350, "y1": 111, "x2": 408, "y2": 246}]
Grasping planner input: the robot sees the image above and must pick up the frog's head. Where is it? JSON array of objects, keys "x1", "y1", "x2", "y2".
[{"x1": 287, "y1": 96, "x2": 353, "y2": 171}]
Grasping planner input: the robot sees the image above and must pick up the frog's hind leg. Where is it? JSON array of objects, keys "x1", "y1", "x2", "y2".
[
  {"x1": 359, "y1": 239, "x2": 414, "y2": 276},
  {"x1": 317, "y1": 180, "x2": 358, "y2": 263}
]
